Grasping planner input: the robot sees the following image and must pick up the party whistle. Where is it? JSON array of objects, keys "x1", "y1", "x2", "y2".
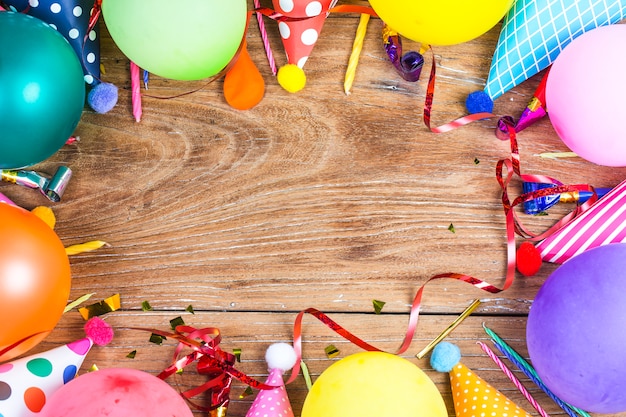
[
  {"x1": 382, "y1": 24, "x2": 424, "y2": 82},
  {"x1": 522, "y1": 181, "x2": 611, "y2": 215},
  {"x1": 496, "y1": 67, "x2": 550, "y2": 140},
  {"x1": 1, "y1": 166, "x2": 72, "y2": 202}
]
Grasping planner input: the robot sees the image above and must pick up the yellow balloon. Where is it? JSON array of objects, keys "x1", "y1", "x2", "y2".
[
  {"x1": 369, "y1": 0, "x2": 514, "y2": 46},
  {"x1": 301, "y1": 351, "x2": 447, "y2": 417}
]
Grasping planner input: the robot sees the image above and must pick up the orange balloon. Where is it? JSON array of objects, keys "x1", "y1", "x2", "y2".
[
  {"x1": 223, "y1": 40, "x2": 265, "y2": 110},
  {"x1": 0, "y1": 203, "x2": 71, "y2": 362}
]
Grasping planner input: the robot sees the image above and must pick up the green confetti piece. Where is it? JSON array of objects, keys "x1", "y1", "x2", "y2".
[
  {"x1": 126, "y1": 350, "x2": 137, "y2": 359},
  {"x1": 186, "y1": 305, "x2": 195, "y2": 314},
  {"x1": 239, "y1": 386, "x2": 254, "y2": 399},
  {"x1": 448, "y1": 223, "x2": 455, "y2": 233},
  {"x1": 169, "y1": 316, "x2": 185, "y2": 330},
  {"x1": 372, "y1": 299, "x2": 386, "y2": 314},
  {"x1": 176, "y1": 368, "x2": 184, "y2": 375},
  {"x1": 141, "y1": 301, "x2": 153, "y2": 311},
  {"x1": 300, "y1": 360, "x2": 313, "y2": 391},
  {"x1": 233, "y1": 348, "x2": 242, "y2": 362},
  {"x1": 325, "y1": 344, "x2": 340, "y2": 359},
  {"x1": 474, "y1": 158, "x2": 480, "y2": 164},
  {"x1": 149, "y1": 333, "x2": 165, "y2": 345}
]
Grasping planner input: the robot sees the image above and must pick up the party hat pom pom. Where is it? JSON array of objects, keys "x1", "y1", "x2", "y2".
[
  {"x1": 430, "y1": 341, "x2": 461, "y2": 373},
  {"x1": 266, "y1": 342, "x2": 297, "y2": 371},
  {"x1": 516, "y1": 241, "x2": 542, "y2": 277},
  {"x1": 88, "y1": 82, "x2": 119, "y2": 114},
  {"x1": 84, "y1": 316, "x2": 114, "y2": 346},
  {"x1": 277, "y1": 64, "x2": 306, "y2": 93},
  {"x1": 466, "y1": 90, "x2": 493, "y2": 114}
]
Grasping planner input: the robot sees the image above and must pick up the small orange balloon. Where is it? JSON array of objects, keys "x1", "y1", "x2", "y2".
[
  {"x1": 223, "y1": 40, "x2": 265, "y2": 110},
  {"x1": 0, "y1": 204, "x2": 71, "y2": 362}
]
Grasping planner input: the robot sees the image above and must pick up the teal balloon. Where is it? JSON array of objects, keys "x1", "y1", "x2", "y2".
[
  {"x1": 0, "y1": 12, "x2": 85, "y2": 169},
  {"x1": 102, "y1": 0, "x2": 248, "y2": 81}
]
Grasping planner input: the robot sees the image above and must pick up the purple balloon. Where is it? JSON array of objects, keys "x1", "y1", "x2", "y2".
[{"x1": 527, "y1": 243, "x2": 626, "y2": 413}]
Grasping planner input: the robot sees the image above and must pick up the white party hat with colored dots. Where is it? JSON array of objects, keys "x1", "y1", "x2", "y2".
[
  {"x1": 246, "y1": 343, "x2": 297, "y2": 417},
  {"x1": 0, "y1": 318, "x2": 113, "y2": 417}
]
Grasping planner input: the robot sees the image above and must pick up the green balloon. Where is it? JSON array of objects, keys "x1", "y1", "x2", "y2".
[
  {"x1": 0, "y1": 12, "x2": 85, "y2": 170},
  {"x1": 102, "y1": 0, "x2": 248, "y2": 81}
]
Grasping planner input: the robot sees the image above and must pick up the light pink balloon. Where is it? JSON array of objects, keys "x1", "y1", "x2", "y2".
[
  {"x1": 546, "y1": 24, "x2": 626, "y2": 167},
  {"x1": 39, "y1": 368, "x2": 193, "y2": 417}
]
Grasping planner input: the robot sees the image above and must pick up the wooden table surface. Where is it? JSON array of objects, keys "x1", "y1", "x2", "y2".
[{"x1": 3, "y1": 2, "x2": 626, "y2": 416}]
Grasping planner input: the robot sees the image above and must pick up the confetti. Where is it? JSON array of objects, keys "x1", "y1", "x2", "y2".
[
  {"x1": 169, "y1": 316, "x2": 185, "y2": 330},
  {"x1": 149, "y1": 333, "x2": 165, "y2": 345},
  {"x1": 239, "y1": 386, "x2": 254, "y2": 399},
  {"x1": 448, "y1": 223, "x2": 455, "y2": 233},
  {"x1": 126, "y1": 350, "x2": 137, "y2": 359},
  {"x1": 78, "y1": 294, "x2": 121, "y2": 320},
  {"x1": 31, "y1": 206, "x2": 56, "y2": 229},
  {"x1": 372, "y1": 299, "x2": 386, "y2": 314},
  {"x1": 233, "y1": 348, "x2": 242, "y2": 362},
  {"x1": 186, "y1": 304, "x2": 195, "y2": 314},
  {"x1": 538, "y1": 151, "x2": 578, "y2": 159},
  {"x1": 141, "y1": 301, "x2": 153, "y2": 311},
  {"x1": 324, "y1": 344, "x2": 340, "y2": 359},
  {"x1": 474, "y1": 158, "x2": 480, "y2": 164},
  {"x1": 300, "y1": 360, "x2": 313, "y2": 391}
]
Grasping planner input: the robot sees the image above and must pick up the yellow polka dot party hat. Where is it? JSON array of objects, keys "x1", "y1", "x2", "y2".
[{"x1": 431, "y1": 342, "x2": 532, "y2": 417}]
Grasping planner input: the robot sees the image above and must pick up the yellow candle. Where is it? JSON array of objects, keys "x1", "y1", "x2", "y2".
[{"x1": 344, "y1": 13, "x2": 370, "y2": 95}]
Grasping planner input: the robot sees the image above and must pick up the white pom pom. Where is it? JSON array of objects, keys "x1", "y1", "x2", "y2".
[{"x1": 265, "y1": 343, "x2": 297, "y2": 372}]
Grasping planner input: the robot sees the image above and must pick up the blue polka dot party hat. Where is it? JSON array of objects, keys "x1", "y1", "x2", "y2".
[
  {"x1": 4, "y1": 0, "x2": 101, "y2": 86},
  {"x1": 484, "y1": 0, "x2": 626, "y2": 100},
  {"x1": 0, "y1": 317, "x2": 113, "y2": 417}
]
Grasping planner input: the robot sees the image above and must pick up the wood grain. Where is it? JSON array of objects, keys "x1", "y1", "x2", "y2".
[{"x1": 2, "y1": 1, "x2": 626, "y2": 416}]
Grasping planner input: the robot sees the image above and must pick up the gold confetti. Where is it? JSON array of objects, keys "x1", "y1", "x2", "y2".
[
  {"x1": 65, "y1": 240, "x2": 109, "y2": 256},
  {"x1": 325, "y1": 344, "x2": 340, "y2": 359},
  {"x1": 31, "y1": 206, "x2": 56, "y2": 229},
  {"x1": 186, "y1": 305, "x2": 195, "y2": 314},
  {"x1": 372, "y1": 299, "x2": 386, "y2": 314},
  {"x1": 126, "y1": 350, "x2": 137, "y2": 359},
  {"x1": 169, "y1": 316, "x2": 185, "y2": 330},
  {"x1": 239, "y1": 386, "x2": 254, "y2": 399},
  {"x1": 78, "y1": 293, "x2": 121, "y2": 320},
  {"x1": 233, "y1": 348, "x2": 242, "y2": 362},
  {"x1": 149, "y1": 333, "x2": 165, "y2": 345}
]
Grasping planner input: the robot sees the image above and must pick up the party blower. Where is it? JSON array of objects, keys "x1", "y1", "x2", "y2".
[
  {"x1": 1, "y1": 167, "x2": 73, "y2": 202},
  {"x1": 521, "y1": 181, "x2": 611, "y2": 215}
]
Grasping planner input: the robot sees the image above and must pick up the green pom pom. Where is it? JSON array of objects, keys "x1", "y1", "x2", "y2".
[
  {"x1": 277, "y1": 64, "x2": 306, "y2": 93},
  {"x1": 430, "y1": 342, "x2": 461, "y2": 373}
]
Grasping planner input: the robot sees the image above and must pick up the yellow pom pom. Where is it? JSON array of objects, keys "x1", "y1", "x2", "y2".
[
  {"x1": 31, "y1": 206, "x2": 56, "y2": 229},
  {"x1": 277, "y1": 64, "x2": 306, "y2": 93}
]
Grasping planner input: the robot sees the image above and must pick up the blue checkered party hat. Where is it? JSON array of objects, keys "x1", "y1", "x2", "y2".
[{"x1": 485, "y1": 0, "x2": 626, "y2": 99}]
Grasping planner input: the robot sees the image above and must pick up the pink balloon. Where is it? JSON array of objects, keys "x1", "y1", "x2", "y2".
[
  {"x1": 546, "y1": 24, "x2": 626, "y2": 167},
  {"x1": 39, "y1": 368, "x2": 193, "y2": 417}
]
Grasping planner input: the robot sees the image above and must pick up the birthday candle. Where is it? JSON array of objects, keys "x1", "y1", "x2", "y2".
[
  {"x1": 130, "y1": 61, "x2": 142, "y2": 122},
  {"x1": 254, "y1": 0, "x2": 277, "y2": 75},
  {"x1": 344, "y1": 13, "x2": 370, "y2": 95},
  {"x1": 478, "y1": 342, "x2": 549, "y2": 417},
  {"x1": 483, "y1": 325, "x2": 590, "y2": 417}
]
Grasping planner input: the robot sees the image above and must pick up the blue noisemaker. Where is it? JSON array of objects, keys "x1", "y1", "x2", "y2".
[{"x1": 522, "y1": 181, "x2": 612, "y2": 215}]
